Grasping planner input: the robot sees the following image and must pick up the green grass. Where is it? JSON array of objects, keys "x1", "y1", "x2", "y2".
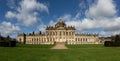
[
  {"x1": 66, "y1": 44, "x2": 104, "y2": 48},
  {"x1": 0, "y1": 44, "x2": 120, "y2": 61},
  {"x1": 17, "y1": 44, "x2": 54, "y2": 48}
]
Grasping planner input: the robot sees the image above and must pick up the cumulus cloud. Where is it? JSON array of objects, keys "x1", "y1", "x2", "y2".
[
  {"x1": 84, "y1": 0, "x2": 120, "y2": 32},
  {"x1": 38, "y1": 20, "x2": 57, "y2": 32},
  {"x1": 86, "y1": 0, "x2": 116, "y2": 19},
  {"x1": 60, "y1": 0, "x2": 120, "y2": 36},
  {"x1": 5, "y1": 11, "x2": 16, "y2": 18},
  {"x1": 38, "y1": 24, "x2": 46, "y2": 32},
  {"x1": 6, "y1": 0, "x2": 48, "y2": 26},
  {"x1": 38, "y1": 0, "x2": 119, "y2": 36},
  {"x1": 49, "y1": 20, "x2": 56, "y2": 26},
  {"x1": 5, "y1": 0, "x2": 119, "y2": 37},
  {"x1": 0, "y1": 21, "x2": 20, "y2": 36}
]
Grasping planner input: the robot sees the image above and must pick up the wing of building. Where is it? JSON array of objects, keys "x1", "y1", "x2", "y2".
[{"x1": 18, "y1": 18, "x2": 99, "y2": 44}]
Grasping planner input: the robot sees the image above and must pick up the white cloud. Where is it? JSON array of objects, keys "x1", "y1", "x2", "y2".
[
  {"x1": 59, "y1": 0, "x2": 120, "y2": 36},
  {"x1": 100, "y1": 18, "x2": 120, "y2": 31},
  {"x1": 6, "y1": 0, "x2": 48, "y2": 26},
  {"x1": 38, "y1": 24, "x2": 46, "y2": 32},
  {"x1": 5, "y1": 0, "x2": 119, "y2": 37},
  {"x1": 86, "y1": 0, "x2": 116, "y2": 19},
  {"x1": 38, "y1": 20, "x2": 57, "y2": 32},
  {"x1": 65, "y1": 18, "x2": 97, "y2": 31},
  {"x1": 62, "y1": 14, "x2": 72, "y2": 21},
  {"x1": 5, "y1": 11, "x2": 16, "y2": 18},
  {"x1": 38, "y1": 0, "x2": 119, "y2": 37},
  {"x1": 49, "y1": 20, "x2": 56, "y2": 26},
  {"x1": 0, "y1": 21, "x2": 20, "y2": 36}
]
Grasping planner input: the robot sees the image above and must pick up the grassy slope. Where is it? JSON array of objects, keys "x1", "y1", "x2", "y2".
[{"x1": 0, "y1": 44, "x2": 120, "y2": 61}]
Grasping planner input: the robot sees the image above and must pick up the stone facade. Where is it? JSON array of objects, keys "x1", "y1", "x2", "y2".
[{"x1": 18, "y1": 18, "x2": 99, "y2": 44}]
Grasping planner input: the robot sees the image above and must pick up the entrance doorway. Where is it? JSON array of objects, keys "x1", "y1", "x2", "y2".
[{"x1": 59, "y1": 39, "x2": 62, "y2": 42}]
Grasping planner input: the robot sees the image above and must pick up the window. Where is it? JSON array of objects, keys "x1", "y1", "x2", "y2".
[
  {"x1": 53, "y1": 38, "x2": 55, "y2": 41},
  {"x1": 39, "y1": 38, "x2": 40, "y2": 41},
  {"x1": 19, "y1": 38, "x2": 21, "y2": 40},
  {"x1": 37, "y1": 38, "x2": 38, "y2": 41},
  {"x1": 66, "y1": 32, "x2": 68, "y2": 36},
  {"x1": 32, "y1": 38, "x2": 33, "y2": 41},
  {"x1": 60, "y1": 32, "x2": 61, "y2": 36},
  {"x1": 69, "y1": 32, "x2": 71, "y2": 35},
  {"x1": 76, "y1": 38, "x2": 77, "y2": 41},
  {"x1": 86, "y1": 38, "x2": 87, "y2": 42},
  {"x1": 50, "y1": 38, "x2": 52, "y2": 41},
  {"x1": 80, "y1": 38, "x2": 82, "y2": 41},
  {"x1": 19, "y1": 38, "x2": 21, "y2": 42},
  {"x1": 64, "y1": 32, "x2": 65, "y2": 35},
  {"x1": 83, "y1": 38, "x2": 85, "y2": 42},
  {"x1": 72, "y1": 32, "x2": 74, "y2": 35},
  {"x1": 47, "y1": 38, "x2": 49, "y2": 41}
]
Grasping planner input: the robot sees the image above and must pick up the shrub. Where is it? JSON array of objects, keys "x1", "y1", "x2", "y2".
[
  {"x1": 115, "y1": 35, "x2": 120, "y2": 42},
  {"x1": 104, "y1": 41, "x2": 120, "y2": 47},
  {"x1": 10, "y1": 41, "x2": 16, "y2": 47},
  {"x1": 0, "y1": 42, "x2": 9, "y2": 47},
  {"x1": 0, "y1": 41, "x2": 16, "y2": 47},
  {"x1": 104, "y1": 41, "x2": 111, "y2": 47}
]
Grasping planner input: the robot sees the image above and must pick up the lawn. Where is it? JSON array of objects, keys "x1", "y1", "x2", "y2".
[{"x1": 0, "y1": 44, "x2": 120, "y2": 61}]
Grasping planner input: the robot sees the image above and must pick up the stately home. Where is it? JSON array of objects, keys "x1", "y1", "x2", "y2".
[{"x1": 18, "y1": 18, "x2": 99, "y2": 44}]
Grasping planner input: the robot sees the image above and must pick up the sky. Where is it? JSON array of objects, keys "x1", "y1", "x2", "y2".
[{"x1": 0, "y1": 0, "x2": 120, "y2": 38}]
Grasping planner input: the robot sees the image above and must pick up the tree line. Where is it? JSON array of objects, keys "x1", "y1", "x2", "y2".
[
  {"x1": 0, "y1": 35, "x2": 16, "y2": 47},
  {"x1": 104, "y1": 34, "x2": 120, "y2": 47}
]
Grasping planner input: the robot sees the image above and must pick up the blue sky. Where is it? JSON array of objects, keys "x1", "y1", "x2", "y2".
[{"x1": 0, "y1": 0, "x2": 120, "y2": 38}]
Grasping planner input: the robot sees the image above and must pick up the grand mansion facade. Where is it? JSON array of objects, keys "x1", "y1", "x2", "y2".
[{"x1": 18, "y1": 18, "x2": 99, "y2": 44}]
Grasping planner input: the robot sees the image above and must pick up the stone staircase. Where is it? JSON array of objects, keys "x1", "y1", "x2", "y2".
[{"x1": 51, "y1": 42, "x2": 68, "y2": 49}]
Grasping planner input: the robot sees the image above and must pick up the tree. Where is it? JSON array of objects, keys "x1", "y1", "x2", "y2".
[
  {"x1": 6, "y1": 35, "x2": 11, "y2": 42},
  {"x1": 115, "y1": 35, "x2": 120, "y2": 42}
]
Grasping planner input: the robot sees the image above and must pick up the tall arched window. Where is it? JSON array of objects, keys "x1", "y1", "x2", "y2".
[
  {"x1": 76, "y1": 38, "x2": 77, "y2": 41},
  {"x1": 72, "y1": 32, "x2": 74, "y2": 35},
  {"x1": 64, "y1": 32, "x2": 65, "y2": 35},
  {"x1": 66, "y1": 32, "x2": 68, "y2": 36},
  {"x1": 86, "y1": 38, "x2": 87, "y2": 42},
  {"x1": 69, "y1": 32, "x2": 71, "y2": 35},
  {"x1": 19, "y1": 38, "x2": 21, "y2": 43},
  {"x1": 60, "y1": 32, "x2": 61, "y2": 36}
]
